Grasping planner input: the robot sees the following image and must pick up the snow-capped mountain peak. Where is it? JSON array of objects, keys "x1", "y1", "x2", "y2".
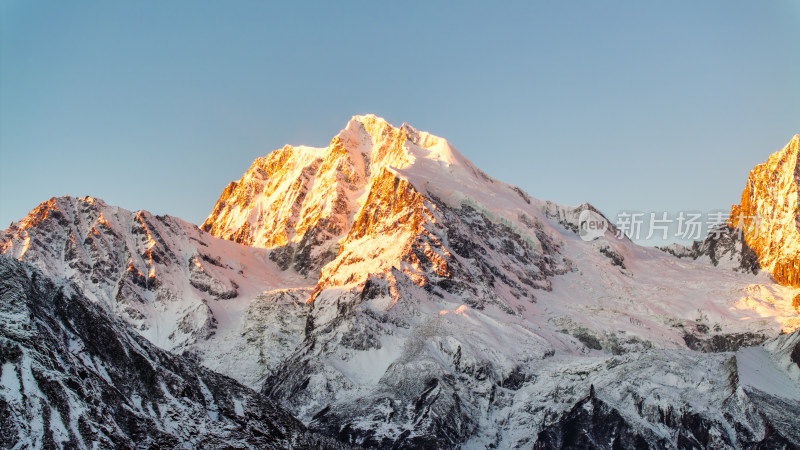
[
  {"x1": 3, "y1": 117, "x2": 799, "y2": 448},
  {"x1": 201, "y1": 114, "x2": 536, "y2": 279}
]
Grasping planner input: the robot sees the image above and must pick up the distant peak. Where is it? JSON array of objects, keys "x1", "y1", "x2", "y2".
[{"x1": 400, "y1": 121, "x2": 417, "y2": 133}]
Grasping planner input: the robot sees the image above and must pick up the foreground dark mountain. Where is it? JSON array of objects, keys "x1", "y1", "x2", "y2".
[
  {"x1": 0, "y1": 256, "x2": 345, "y2": 448},
  {"x1": 1, "y1": 116, "x2": 799, "y2": 448}
]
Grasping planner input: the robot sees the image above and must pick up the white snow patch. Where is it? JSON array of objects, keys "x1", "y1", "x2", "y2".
[
  {"x1": 330, "y1": 337, "x2": 404, "y2": 386},
  {"x1": 736, "y1": 346, "x2": 800, "y2": 400},
  {"x1": 0, "y1": 362, "x2": 21, "y2": 402},
  {"x1": 233, "y1": 398, "x2": 244, "y2": 417}
]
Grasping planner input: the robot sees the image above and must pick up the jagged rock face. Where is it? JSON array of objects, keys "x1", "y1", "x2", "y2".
[
  {"x1": 310, "y1": 168, "x2": 572, "y2": 308},
  {"x1": 200, "y1": 144, "x2": 354, "y2": 275},
  {"x1": 660, "y1": 224, "x2": 760, "y2": 274},
  {"x1": 532, "y1": 385, "x2": 799, "y2": 449},
  {"x1": 238, "y1": 288, "x2": 313, "y2": 377},
  {"x1": 0, "y1": 256, "x2": 344, "y2": 449},
  {"x1": 730, "y1": 135, "x2": 800, "y2": 287},
  {"x1": 201, "y1": 116, "x2": 414, "y2": 276},
  {"x1": 309, "y1": 166, "x2": 433, "y2": 295},
  {"x1": 0, "y1": 196, "x2": 277, "y2": 354}
]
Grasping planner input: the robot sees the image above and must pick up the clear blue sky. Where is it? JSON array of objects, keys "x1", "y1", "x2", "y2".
[{"x1": 1, "y1": 1, "x2": 798, "y2": 244}]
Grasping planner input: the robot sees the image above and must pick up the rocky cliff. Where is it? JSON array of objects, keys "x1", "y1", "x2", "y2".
[{"x1": 729, "y1": 135, "x2": 800, "y2": 287}]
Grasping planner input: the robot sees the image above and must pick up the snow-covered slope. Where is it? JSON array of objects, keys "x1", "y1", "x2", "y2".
[{"x1": 0, "y1": 256, "x2": 345, "y2": 449}]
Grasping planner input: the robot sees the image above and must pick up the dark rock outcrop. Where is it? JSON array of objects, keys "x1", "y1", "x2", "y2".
[{"x1": 0, "y1": 256, "x2": 345, "y2": 449}]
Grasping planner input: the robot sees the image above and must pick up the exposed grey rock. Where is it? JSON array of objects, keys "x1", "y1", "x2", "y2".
[
  {"x1": 0, "y1": 256, "x2": 347, "y2": 449},
  {"x1": 659, "y1": 224, "x2": 760, "y2": 275}
]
